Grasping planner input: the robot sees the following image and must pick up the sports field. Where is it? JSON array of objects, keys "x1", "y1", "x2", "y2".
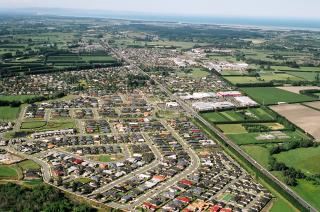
[{"x1": 241, "y1": 87, "x2": 317, "y2": 105}]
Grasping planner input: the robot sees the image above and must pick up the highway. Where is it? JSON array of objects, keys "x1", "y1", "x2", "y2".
[{"x1": 101, "y1": 40, "x2": 317, "y2": 212}]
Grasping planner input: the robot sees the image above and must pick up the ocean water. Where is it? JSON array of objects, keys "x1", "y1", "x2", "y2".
[{"x1": 2, "y1": 8, "x2": 320, "y2": 30}]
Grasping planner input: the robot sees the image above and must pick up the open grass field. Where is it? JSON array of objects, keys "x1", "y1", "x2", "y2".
[
  {"x1": 271, "y1": 66, "x2": 320, "y2": 72},
  {"x1": 17, "y1": 160, "x2": 40, "y2": 171},
  {"x1": 276, "y1": 86, "x2": 320, "y2": 94},
  {"x1": 275, "y1": 146, "x2": 320, "y2": 175},
  {"x1": 0, "y1": 95, "x2": 37, "y2": 102},
  {"x1": 0, "y1": 165, "x2": 18, "y2": 179},
  {"x1": 293, "y1": 179, "x2": 320, "y2": 210},
  {"x1": 0, "y1": 106, "x2": 20, "y2": 120},
  {"x1": 242, "y1": 145, "x2": 270, "y2": 167},
  {"x1": 287, "y1": 71, "x2": 320, "y2": 81},
  {"x1": 271, "y1": 104, "x2": 320, "y2": 140},
  {"x1": 241, "y1": 87, "x2": 317, "y2": 105},
  {"x1": 21, "y1": 121, "x2": 47, "y2": 129},
  {"x1": 74, "y1": 177, "x2": 92, "y2": 184},
  {"x1": 177, "y1": 68, "x2": 210, "y2": 79},
  {"x1": 228, "y1": 130, "x2": 309, "y2": 145},
  {"x1": 225, "y1": 73, "x2": 304, "y2": 85},
  {"x1": 224, "y1": 76, "x2": 261, "y2": 84},
  {"x1": 201, "y1": 107, "x2": 275, "y2": 123},
  {"x1": 21, "y1": 120, "x2": 75, "y2": 131},
  {"x1": 217, "y1": 124, "x2": 247, "y2": 134}
]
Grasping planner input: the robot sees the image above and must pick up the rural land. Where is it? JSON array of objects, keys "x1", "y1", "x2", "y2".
[{"x1": 0, "y1": 13, "x2": 320, "y2": 212}]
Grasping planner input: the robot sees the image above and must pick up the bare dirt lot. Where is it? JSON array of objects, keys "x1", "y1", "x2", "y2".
[
  {"x1": 304, "y1": 101, "x2": 320, "y2": 110},
  {"x1": 271, "y1": 104, "x2": 320, "y2": 140},
  {"x1": 277, "y1": 86, "x2": 320, "y2": 94}
]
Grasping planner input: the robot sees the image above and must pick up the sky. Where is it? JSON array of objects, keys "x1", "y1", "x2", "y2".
[{"x1": 1, "y1": 0, "x2": 320, "y2": 19}]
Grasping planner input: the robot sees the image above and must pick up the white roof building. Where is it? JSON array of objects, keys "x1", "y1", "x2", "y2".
[{"x1": 234, "y1": 96, "x2": 258, "y2": 107}]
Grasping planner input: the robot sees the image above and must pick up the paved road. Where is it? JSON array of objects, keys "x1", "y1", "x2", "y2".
[
  {"x1": 101, "y1": 40, "x2": 317, "y2": 212},
  {"x1": 129, "y1": 120, "x2": 201, "y2": 208},
  {"x1": 6, "y1": 147, "x2": 52, "y2": 182},
  {"x1": 92, "y1": 140, "x2": 162, "y2": 195}
]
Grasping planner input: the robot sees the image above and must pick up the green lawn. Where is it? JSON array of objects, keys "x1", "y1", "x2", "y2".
[
  {"x1": 0, "y1": 95, "x2": 37, "y2": 102},
  {"x1": 241, "y1": 87, "x2": 316, "y2": 105},
  {"x1": 0, "y1": 166, "x2": 18, "y2": 178},
  {"x1": 217, "y1": 124, "x2": 247, "y2": 134},
  {"x1": 74, "y1": 177, "x2": 92, "y2": 184},
  {"x1": 0, "y1": 106, "x2": 20, "y2": 120},
  {"x1": 293, "y1": 179, "x2": 320, "y2": 210},
  {"x1": 21, "y1": 120, "x2": 75, "y2": 131},
  {"x1": 270, "y1": 197, "x2": 297, "y2": 212},
  {"x1": 275, "y1": 146, "x2": 320, "y2": 175},
  {"x1": 21, "y1": 121, "x2": 47, "y2": 129},
  {"x1": 242, "y1": 145, "x2": 270, "y2": 167},
  {"x1": 17, "y1": 160, "x2": 40, "y2": 171},
  {"x1": 98, "y1": 155, "x2": 112, "y2": 162}
]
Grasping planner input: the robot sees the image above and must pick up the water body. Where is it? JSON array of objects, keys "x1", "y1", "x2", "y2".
[{"x1": 2, "y1": 8, "x2": 320, "y2": 30}]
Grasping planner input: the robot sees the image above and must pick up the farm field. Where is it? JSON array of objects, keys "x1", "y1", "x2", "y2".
[
  {"x1": 287, "y1": 71, "x2": 320, "y2": 81},
  {"x1": 0, "y1": 106, "x2": 20, "y2": 120},
  {"x1": 241, "y1": 87, "x2": 317, "y2": 105},
  {"x1": 201, "y1": 107, "x2": 275, "y2": 123},
  {"x1": 276, "y1": 86, "x2": 320, "y2": 94},
  {"x1": 227, "y1": 130, "x2": 309, "y2": 145},
  {"x1": 217, "y1": 124, "x2": 247, "y2": 134},
  {"x1": 304, "y1": 101, "x2": 320, "y2": 110},
  {"x1": 271, "y1": 104, "x2": 320, "y2": 140},
  {"x1": 275, "y1": 146, "x2": 320, "y2": 175},
  {"x1": 271, "y1": 66, "x2": 320, "y2": 72},
  {"x1": 242, "y1": 145, "x2": 270, "y2": 167}
]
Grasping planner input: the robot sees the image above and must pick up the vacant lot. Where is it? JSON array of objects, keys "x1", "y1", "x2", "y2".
[
  {"x1": 242, "y1": 87, "x2": 316, "y2": 105},
  {"x1": 271, "y1": 104, "x2": 320, "y2": 140},
  {"x1": 277, "y1": 86, "x2": 320, "y2": 94}
]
